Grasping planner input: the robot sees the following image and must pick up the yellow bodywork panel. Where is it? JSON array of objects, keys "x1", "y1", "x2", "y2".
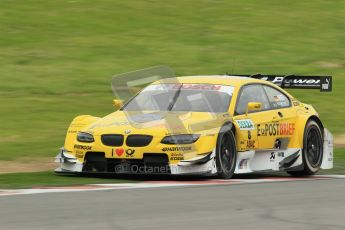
[{"x1": 64, "y1": 111, "x2": 231, "y2": 164}]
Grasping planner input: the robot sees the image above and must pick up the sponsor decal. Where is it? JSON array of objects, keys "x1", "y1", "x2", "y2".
[
  {"x1": 125, "y1": 148, "x2": 135, "y2": 157},
  {"x1": 261, "y1": 76, "x2": 321, "y2": 86},
  {"x1": 115, "y1": 148, "x2": 124, "y2": 156},
  {"x1": 273, "y1": 94, "x2": 285, "y2": 102},
  {"x1": 293, "y1": 101, "x2": 300, "y2": 106},
  {"x1": 170, "y1": 153, "x2": 184, "y2": 161},
  {"x1": 285, "y1": 78, "x2": 320, "y2": 85},
  {"x1": 89, "y1": 121, "x2": 130, "y2": 129},
  {"x1": 252, "y1": 75, "x2": 332, "y2": 91},
  {"x1": 270, "y1": 151, "x2": 285, "y2": 161},
  {"x1": 235, "y1": 119, "x2": 255, "y2": 130},
  {"x1": 278, "y1": 152, "x2": 284, "y2": 158},
  {"x1": 274, "y1": 139, "x2": 281, "y2": 149},
  {"x1": 246, "y1": 140, "x2": 255, "y2": 148},
  {"x1": 328, "y1": 151, "x2": 333, "y2": 161},
  {"x1": 162, "y1": 146, "x2": 192, "y2": 152},
  {"x1": 145, "y1": 84, "x2": 234, "y2": 96},
  {"x1": 68, "y1": 130, "x2": 77, "y2": 134},
  {"x1": 270, "y1": 152, "x2": 275, "y2": 162},
  {"x1": 257, "y1": 122, "x2": 295, "y2": 136},
  {"x1": 75, "y1": 152, "x2": 84, "y2": 158},
  {"x1": 282, "y1": 78, "x2": 317, "y2": 86},
  {"x1": 321, "y1": 77, "x2": 332, "y2": 91},
  {"x1": 205, "y1": 134, "x2": 215, "y2": 136},
  {"x1": 74, "y1": 144, "x2": 92, "y2": 150},
  {"x1": 239, "y1": 159, "x2": 249, "y2": 169},
  {"x1": 171, "y1": 84, "x2": 222, "y2": 91}
]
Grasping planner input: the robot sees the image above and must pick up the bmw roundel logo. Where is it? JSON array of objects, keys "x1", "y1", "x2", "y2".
[{"x1": 124, "y1": 130, "x2": 131, "y2": 134}]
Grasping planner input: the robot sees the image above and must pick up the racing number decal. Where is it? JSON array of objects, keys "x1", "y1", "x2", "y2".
[
  {"x1": 236, "y1": 119, "x2": 257, "y2": 151},
  {"x1": 235, "y1": 119, "x2": 255, "y2": 130}
]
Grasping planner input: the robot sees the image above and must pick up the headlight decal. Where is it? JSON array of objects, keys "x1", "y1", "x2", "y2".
[
  {"x1": 161, "y1": 134, "x2": 200, "y2": 145},
  {"x1": 77, "y1": 132, "x2": 95, "y2": 143}
]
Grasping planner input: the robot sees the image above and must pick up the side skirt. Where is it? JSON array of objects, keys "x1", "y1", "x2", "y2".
[{"x1": 235, "y1": 148, "x2": 303, "y2": 174}]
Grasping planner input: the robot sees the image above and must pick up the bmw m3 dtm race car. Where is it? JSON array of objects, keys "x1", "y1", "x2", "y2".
[{"x1": 55, "y1": 71, "x2": 333, "y2": 178}]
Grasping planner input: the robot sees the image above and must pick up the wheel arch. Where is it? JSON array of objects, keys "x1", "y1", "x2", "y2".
[
  {"x1": 308, "y1": 115, "x2": 324, "y2": 133},
  {"x1": 216, "y1": 121, "x2": 236, "y2": 156},
  {"x1": 215, "y1": 121, "x2": 237, "y2": 179},
  {"x1": 295, "y1": 114, "x2": 324, "y2": 148},
  {"x1": 219, "y1": 121, "x2": 234, "y2": 134}
]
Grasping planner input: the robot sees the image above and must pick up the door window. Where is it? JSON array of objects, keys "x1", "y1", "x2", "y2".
[
  {"x1": 235, "y1": 84, "x2": 270, "y2": 115},
  {"x1": 263, "y1": 85, "x2": 291, "y2": 109}
]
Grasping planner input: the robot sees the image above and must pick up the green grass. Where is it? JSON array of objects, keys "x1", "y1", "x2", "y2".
[
  {"x1": 0, "y1": 171, "x2": 133, "y2": 189},
  {"x1": 0, "y1": 0, "x2": 344, "y2": 163}
]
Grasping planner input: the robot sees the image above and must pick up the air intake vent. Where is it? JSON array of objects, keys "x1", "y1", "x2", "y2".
[
  {"x1": 101, "y1": 134, "x2": 124, "y2": 147},
  {"x1": 126, "y1": 135, "x2": 153, "y2": 147}
]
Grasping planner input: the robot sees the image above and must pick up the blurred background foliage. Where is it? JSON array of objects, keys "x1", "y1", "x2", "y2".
[{"x1": 0, "y1": 0, "x2": 344, "y2": 165}]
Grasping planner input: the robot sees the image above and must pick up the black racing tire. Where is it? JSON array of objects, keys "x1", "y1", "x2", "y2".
[
  {"x1": 215, "y1": 130, "x2": 237, "y2": 179},
  {"x1": 288, "y1": 120, "x2": 323, "y2": 176}
]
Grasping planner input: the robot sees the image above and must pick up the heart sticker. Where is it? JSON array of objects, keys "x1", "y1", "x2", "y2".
[{"x1": 115, "y1": 148, "x2": 124, "y2": 156}]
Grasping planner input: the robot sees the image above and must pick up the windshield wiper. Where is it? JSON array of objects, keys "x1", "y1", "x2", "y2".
[{"x1": 167, "y1": 84, "x2": 183, "y2": 111}]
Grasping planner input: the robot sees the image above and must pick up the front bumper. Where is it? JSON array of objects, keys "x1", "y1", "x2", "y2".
[{"x1": 55, "y1": 148, "x2": 217, "y2": 175}]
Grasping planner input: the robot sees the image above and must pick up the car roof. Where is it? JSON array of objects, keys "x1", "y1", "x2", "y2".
[{"x1": 153, "y1": 75, "x2": 271, "y2": 87}]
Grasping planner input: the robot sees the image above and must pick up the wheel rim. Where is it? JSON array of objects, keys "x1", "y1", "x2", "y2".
[
  {"x1": 306, "y1": 127, "x2": 322, "y2": 168},
  {"x1": 220, "y1": 134, "x2": 234, "y2": 173}
]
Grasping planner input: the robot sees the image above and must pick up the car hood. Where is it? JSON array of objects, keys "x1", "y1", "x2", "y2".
[{"x1": 84, "y1": 111, "x2": 232, "y2": 137}]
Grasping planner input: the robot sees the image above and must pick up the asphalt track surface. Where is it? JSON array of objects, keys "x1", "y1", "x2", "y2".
[{"x1": 1, "y1": 177, "x2": 345, "y2": 230}]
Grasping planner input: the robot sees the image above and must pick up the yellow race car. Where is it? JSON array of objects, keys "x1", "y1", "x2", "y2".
[{"x1": 55, "y1": 73, "x2": 333, "y2": 178}]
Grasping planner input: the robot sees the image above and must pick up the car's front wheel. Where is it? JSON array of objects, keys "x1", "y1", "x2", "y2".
[
  {"x1": 288, "y1": 120, "x2": 323, "y2": 176},
  {"x1": 216, "y1": 130, "x2": 237, "y2": 179}
]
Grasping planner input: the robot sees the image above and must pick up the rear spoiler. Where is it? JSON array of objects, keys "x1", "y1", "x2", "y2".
[{"x1": 231, "y1": 74, "x2": 332, "y2": 92}]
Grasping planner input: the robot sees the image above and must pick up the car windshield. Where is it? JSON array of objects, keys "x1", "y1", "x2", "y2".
[{"x1": 122, "y1": 83, "x2": 234, "y2": 113}]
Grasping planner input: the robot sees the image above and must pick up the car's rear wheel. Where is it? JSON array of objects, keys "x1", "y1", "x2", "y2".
[
  {"x1": 288, "y1": 120, "x2": 323, "y2": 176},
  {"x1": 216, "y1": 130, "x2": 237, "y2": 179}
]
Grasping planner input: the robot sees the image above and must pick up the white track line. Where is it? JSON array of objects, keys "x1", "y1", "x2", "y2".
[{"x1": 0, "y1": 175, "x2": 344, "y2": 197}]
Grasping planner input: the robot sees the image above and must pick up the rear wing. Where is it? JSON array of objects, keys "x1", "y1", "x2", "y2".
[{"x1": 232, "y1": 74, "x2": 332, "y2": 92}]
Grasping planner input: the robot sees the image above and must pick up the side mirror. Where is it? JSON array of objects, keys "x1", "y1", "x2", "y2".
[
  {"x1": 113, "y1": 99, "x2": 124, "y2": 110},
  {"x1": 246, "y1": 102, "x2": 262, "y2": 115}
]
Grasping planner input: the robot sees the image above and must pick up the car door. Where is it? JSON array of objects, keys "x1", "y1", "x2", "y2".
[
  {"x1": 262, "y1": 84, "x2": 296, "y2": 149},
  {"x1": 233, "y1": 84, "x2": 278, "y2": 150}
]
